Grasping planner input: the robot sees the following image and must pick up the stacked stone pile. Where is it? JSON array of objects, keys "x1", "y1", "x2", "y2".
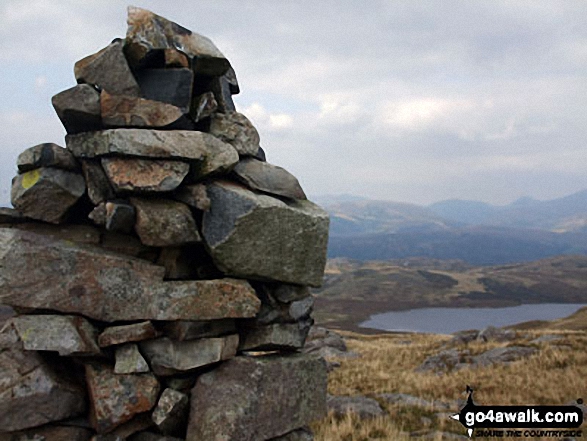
[{"x1": 0, "y1": 7, "x2": 328, "y2": 441}]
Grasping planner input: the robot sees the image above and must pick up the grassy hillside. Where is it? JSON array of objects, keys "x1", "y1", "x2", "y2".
[{"x1": 313, "y1": 255, "x2": 587, "y2": 331}]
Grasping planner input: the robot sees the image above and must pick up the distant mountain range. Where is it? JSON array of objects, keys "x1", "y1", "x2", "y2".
[{"x1": 318, "y1": 189, "x2": 587, "y2": 265}]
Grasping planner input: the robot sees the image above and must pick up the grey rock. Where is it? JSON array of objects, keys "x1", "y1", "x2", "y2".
[
  {"x1": 13, "y1": 314, "x2": 100, "y2": 356},
  {"x1": 126, "y1": 7, "x2": 230, "y2": 76},
  {"x1": 0, "y1": 347, "x2": 86, "y2": 432},
  {"x1": 89, "y1": 202, "x2": 107, "y2": 225},
  {"x1": 129, "y1": 433, "x2": 183, "y2": 441},
  {"x1": 190, "y1": 91, "x2": 218, "y2": 122},
  {"x1": 239, "y1": 322, "x2": 311, "y2": 352},
  {"x1": 85, "y1": 362, "x2": 160, "y2": 434},
  {"x1": 448, "y1": 329, "x2": 478, "y2": 345},
  {"x1": 289, "y1": 296, "x2": 315, "y2": 321},
  {"x1": 102, "y1": 158, "x2": 189, "y2": 193},
  {"x1": 477, "y1": 326, "x2": 516, "y2": 343},
  {"x1": 99, "y1": 321, "x2": 158, "y2": 347},
  {"x1": 0, "y1": 426, "x2": 92, "y2": 441},
  {"x1": 186, "y1": 354, "x2": 327, "y2": 441},
  {"x1": 162, "y1": 319, "x2": 237, "y2": 341},
  {"x1": 269, "y1": 428, "x2": 314, "y2": 441},
  {"x1": 310, "y1": 346, "x2": 358, "y2": 361},
  {"x1": 415, "y1": 349, "x2": 465, "y2": 373},
  {"x1": 74, "y1": 40, "x2": 140, "y2": 96},
  {"x1": 134, "y1": 68, "x2": 194, "y2": 112},
  {"x1": 271, "y1": 284, "x2": 312, "y2": 303},
  {"x1": 81, "y1": 160, "x2": 116, "y2": 205},
  {"x1": 52, "y1": 84, "x2": 102, "y2": 134},
  {"x1": 0, "y1": 208, "x2": 26, "y2": 224},
  {"x1": 17, "y1": 143, "x2": 79, "y2": 173},
  {"x1": 376, "y1": 393, "x2": 450, "y2": 412},
  {"x1": 209, "y1": 76, "x2": 236, "y2": 113},
  {"x1": 471, "y1": 346, "x2": 537, "y2": 367},
  {"x1": 152, "y1": 388, "x2": 189, "y2": 435},
  {"x1": 209, "y1": 112, "x2": 260, "y2": 156},
  {"x1": 11, "y1": 168, "x2": 85, "y2": 224},
  {"x1": 115, "y1": 344, "x2": 150, "y2": 374},
  {"x1": 303, "y1": 326, "x2": 347, "y2": 353},
  {"x1": 530, "y1": 334, "x2": 564, "y2": 344},
  {"x1": 0, "y1": 229, "x2": 260, "y2": 322},
  {"x1": 255, "y1": 146, "x2": 267, "y2": 162},
  {"x1": 105, "y1": 200, "x2": 136, "y2": 234},
  {"x1": 174, "y1": 183, "x2": 211, "y2": 211},
  {"x1": 202, "y1": 181, "x2": 329, "y2": 287},
  {"x1": 3, "y1": 222, "x2": 100, "y2": 245},
  {"x1": 140, "y1": 335, "x2": 239, "y2": 376},
  {"x1": 326, "y1": 394, "x2": 385, "y2": 419},
  {"x1": 131, "y1": 198, "x2": 201, "y2": 247},
  {"x1": 233, "y1": 158, "x2": 306, "y2": 200},
  {"x1": 67, "y1": 130, "x2": 239, "y2": 178}
]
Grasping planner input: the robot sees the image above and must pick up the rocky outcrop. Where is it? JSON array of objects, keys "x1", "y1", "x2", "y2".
[{"x1": 0, "y1": 6, "x2": 328, "y2": 440}]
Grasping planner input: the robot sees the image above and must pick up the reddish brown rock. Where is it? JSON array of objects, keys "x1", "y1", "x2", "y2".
[
  {"x1": 85, "y1": 362, "x2": 160, "y2": 434},
  {"x1": 0, "y1": 347, "x2": 86, "y2": 432},
  {"x1": 52, "y1": 84, "x2": 102, "y2": 134},
  {"x1": 11, "y1": 168, "x2": 86, "y2": 224},
  {"x1": 102, "y1": 158, "x2": 189, "y2": 193},
  {"x1": 13, "y1": 314, "x2": 100, "y2": 356},
  {"x1": 98, "y1": 321, "x2": 158, "y2": 348},
  {"x1": 0, "y1": 229, "x2": 260, "y2": 322},
  {"x1": 186, "y1": 354, "x2": 327, "y2": 441},
  {"x1": 131, "y1": 198, "x2": 200, "y2": 247},
  {"x1": 126, "y1": 7, "x2": 230, "y2": 76},
  {"x1": 75, "y1": 40, "x2": 140, "y2": 96},
  {"x1": 101, "y1": 91, "x2": 190, "y2": 129},
  {"x1": 17, "y1": 143, "x2": 79, "y2": 173}
]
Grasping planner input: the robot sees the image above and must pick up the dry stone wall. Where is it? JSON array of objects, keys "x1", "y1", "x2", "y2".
[{"x1": 0, "y1": 7, "x2": 329, "y2": 441}]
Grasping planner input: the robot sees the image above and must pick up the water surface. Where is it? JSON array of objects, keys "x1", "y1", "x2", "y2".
[{"x1": 360, "y1": 303, "x2": 586, "y2": 334}]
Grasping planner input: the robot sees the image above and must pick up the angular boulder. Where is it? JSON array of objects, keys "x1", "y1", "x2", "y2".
[
  {"x1": 52, "y1": 84, "x2": 102, "y2": 134},
  {"x1": 13, "y1": 314, "x2": 100, "y2": 356},
  {"x1": 81, "y1": 160, "x2": 116, "y2": 205},
  {"x1": 173, "y1": 183, "x2": 210, "y2": 211},
  {"x1": 17, "y1": 143, "x2": 79, "y2": 173},
  {"x1": 85, "y1": 363, "x2": 160, "y2": 433},
  {"x1": 209, "y1": 112, "x2": 260, "y2": 156},
  {"x1": 135, "y1": 68, "x2": 194, "y2": 112},
  {"x1": 152, "y1": 389, "x2": 189, "y2": 435},
  {"x1": 0, "y1": 347, "x2": 86, "y2": 432},
  {"x1": 140, "y1": 335, "x2": 239, "y2": 376},
  {"x1": 99, "y1": 321, "x2": 158, "y2": 347},
  {"x1": 233, "y1": 158, "x2": 306, "y2": 200},
  {"x1": 74, "y1": 40, "x2": 140, "y2": 96},
  {"x1": 186, "y1": 354, "x2": 327, "y2": 441},
  {"x1": 0, "y1": 229, "x2": 260, "y2": 321},
  {"x1": 114, "y1": 344, "x2": 150, "y2": 374},
  {"x1": 131, "y1": 198, "x2": 200, "y2": 246},
  {"x1": 202, "y1": 181, "x2": 329, "y2": 286},
  {"x1": 126, "y1": 7, "x2": 230, "y2": 76},
  {"x1": 105, "y1": 200, "x2": 136, "y2": 233},
  {"x1": 11, "y1": 167, "x2": 86, "y2": 224},
  {"x1": 239, "y1": 323, "x2": 311, "y2": 352}
]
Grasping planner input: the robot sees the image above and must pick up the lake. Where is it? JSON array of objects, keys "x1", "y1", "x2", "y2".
[{"x1": 360, "y1": 303, "x2": 587, "y2": 334}]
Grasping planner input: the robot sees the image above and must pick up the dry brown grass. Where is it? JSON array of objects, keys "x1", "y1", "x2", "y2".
[{"x1": 311, "y1": 329, "x2": 587, "y2": 440}]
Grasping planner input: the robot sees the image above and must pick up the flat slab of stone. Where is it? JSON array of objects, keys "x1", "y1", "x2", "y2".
[
  {"x1": 11, "y1": 167, "x2": 86, "y2": 224},
  {"x1": 74, "y1": 40, "x2": 140, "y2": 96},
  {"x1": 66, "y1": 130, "x2": 239, "y2": 177},
  {"x1": 0, "y1": 208, "x2": 26, "y2": 224},
  {"x1": 209, "y1": 112, "x2": 260, "y2": 156},
  {"x1": 0, "y1": 347, "x2": 86, "y2": 432},
  {"x1": 240, "y1": 323, "x2": 310, "y2": 352},
  {"x1": 13, "y1": 314, "x2": 100, "y2": 356},
  {"x1": 0, "y1": 229, "x2": 260, "y2": 322},
  {"x1": 131, "y1": 198, "x2": 200, "y2": 247},
  {"x1": 2, "y1": 222, "x2": 101, "y2": 246},
  {"x1": 186, "y1": 354, "x2": 327, "y2": 441},
  {"x1": 101, "y1": 91, "x2": 190, "y2": 129},
  {"x1": 103, "y1": 158, "x2": 189, "y2": 193},
  {"x1": 99, "y1": 321, "x2": 157, "y2": 347},
  {"x1": 126, "y1": 7, "x2": 230, "y2": 76},
  {"x1": 52, "y1": 84, "x2": 102, "y2": 134},
  {"x1": 202, "y1": 181, "x2": 329, "y2": 286},
  {"x1": 17, "y1": 143, "x2": 79, "y2": 172},
  {"x1": 85, "y1": 362, "x2": 160, "y2": 433},
  {"x1": 140, "y1": 335, "x2": 239, "y2": 376},
  {"x1": 233, "y1": 158, "x2": 306, "y2": 200}
]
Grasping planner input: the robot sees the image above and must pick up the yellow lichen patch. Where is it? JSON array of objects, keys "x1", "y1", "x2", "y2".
[{"x1": 21, "y1": 169, "x2": 41, "y2": 189}]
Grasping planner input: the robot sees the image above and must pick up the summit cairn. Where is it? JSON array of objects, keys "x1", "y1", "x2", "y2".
[{"x1": 0, "y1": 7, "x2": 329, "y2": 441}]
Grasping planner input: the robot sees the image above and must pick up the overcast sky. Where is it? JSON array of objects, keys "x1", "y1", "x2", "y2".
[{"x1": 1, "y1": 1, "x2": 587, "y2": 206}]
